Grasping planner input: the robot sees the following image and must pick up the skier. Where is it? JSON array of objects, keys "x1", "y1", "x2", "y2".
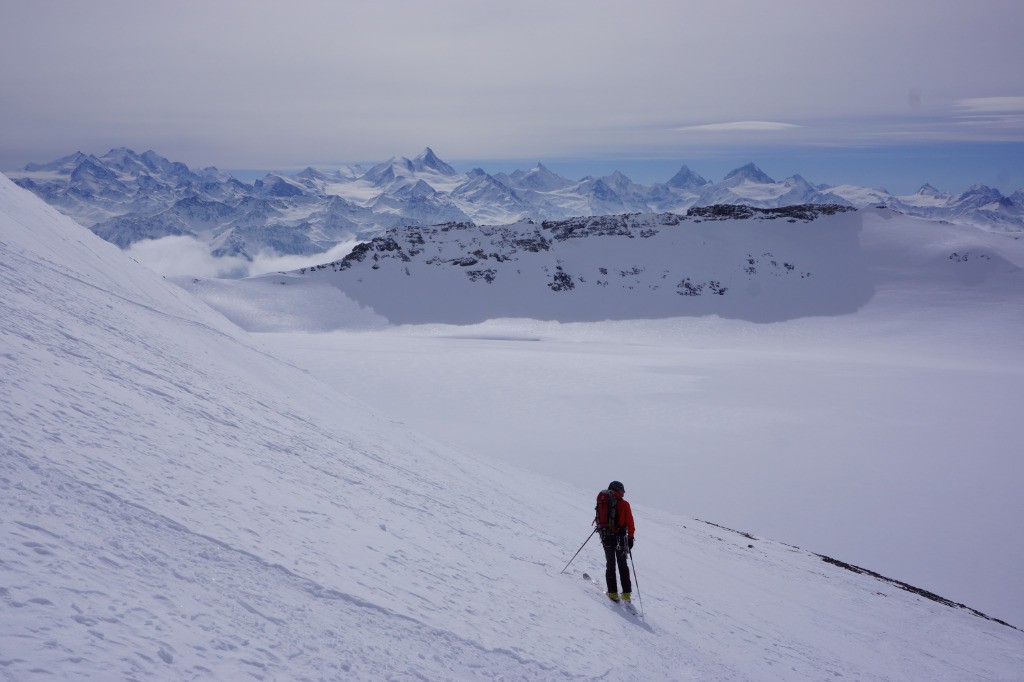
[{"x1": 598, "y1": 480, "x2": 635, "y2": 602}]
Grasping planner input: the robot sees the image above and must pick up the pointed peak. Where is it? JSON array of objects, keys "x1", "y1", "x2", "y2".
[
  {"x1": 724, "y1": 163, "x2": 774, "y2": 184},
  {"x1": 528, "y1": 163, "x2": 567, "y2": 178},
  {"x1": 403, "y1": 179, "x2": 437, "y2": 197},
  {"x1": 666, "y1": 165, "x2": 708, "y2": 189},
  {"x1": 957, "y1": 184, "x2": 1004, "y2": 201},
  {"x1": 140, "y1": 149, "x2": 171, "y2": 162},
  {"x1": 296, "y1": 167, "x2": 329, "y2": 180},
  {"x1": 785, "y1": 174, "x2": 813, "y2": 187},
  {"x1": 503, "y1": 163, "x2": 572, "y2": 191},
  {"x1": 412, "y1": 147, "x2": 457, "y2": 175},
  {"x1": 361, "y1": 156, "x2": 415, "y2": 185}
]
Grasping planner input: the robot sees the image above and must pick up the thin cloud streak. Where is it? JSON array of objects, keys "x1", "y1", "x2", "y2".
[
  {"x1": 955, "y1": 97, "x2": 1024, "y2": 114},
  {"x1": 673, "y1": 121, "x2": 803, "y2": 133}
]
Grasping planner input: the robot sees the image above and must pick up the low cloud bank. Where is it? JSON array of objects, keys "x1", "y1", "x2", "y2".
[{"x1": 126, "y1": 236, "x2": 360, "y2": 279}]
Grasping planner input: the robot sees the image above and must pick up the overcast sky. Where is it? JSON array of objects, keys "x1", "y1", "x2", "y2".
[{"x1": 2, "y1": 0, "x2": 1023, "y2": 191}]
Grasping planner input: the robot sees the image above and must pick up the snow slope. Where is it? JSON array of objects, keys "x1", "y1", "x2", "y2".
[
  {"x1": 186, "y1": 205, "x2": 1024, "y2": 631},
  {"x1": 2, "y1": 174, "x2": 1023, "y2": 679}
]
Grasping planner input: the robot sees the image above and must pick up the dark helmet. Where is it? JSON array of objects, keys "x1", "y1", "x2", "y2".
[{"x1": 608, "y1": 481, "x2": 625, "y2": 493}]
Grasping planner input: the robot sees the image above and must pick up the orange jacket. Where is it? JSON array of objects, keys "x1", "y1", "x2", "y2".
[{"x1": 615, "y1": 492, "x2": 636, "y2": 537}]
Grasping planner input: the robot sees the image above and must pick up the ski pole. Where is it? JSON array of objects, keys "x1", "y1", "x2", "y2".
[
  {"x1": 628, "y1": 548, "x2": 645, "y2": 618},
  {"x1": 560, "y1": 527, "x2": 597, "y2": 574}
]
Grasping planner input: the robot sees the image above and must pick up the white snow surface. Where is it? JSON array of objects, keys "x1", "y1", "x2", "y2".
[
  {"x1": 3, "y1": 174, "x2": 1024, "y2": 680},
  {"x1": 194, "y1": 204, "x2": 1024, "y2": 634}
]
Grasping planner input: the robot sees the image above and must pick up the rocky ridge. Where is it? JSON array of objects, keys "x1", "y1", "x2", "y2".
[{"x1": 291, "y1": 204, "x2": 870, "y2": 324}]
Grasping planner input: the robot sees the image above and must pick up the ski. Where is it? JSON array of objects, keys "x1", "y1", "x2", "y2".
[{"x1": 581, "y1": 572, "x2": 641, "y2": 618}]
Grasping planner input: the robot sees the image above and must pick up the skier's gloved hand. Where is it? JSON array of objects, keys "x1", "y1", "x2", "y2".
[{"x1": 627, "y1": 536, "x2": 634, "y2": 549}]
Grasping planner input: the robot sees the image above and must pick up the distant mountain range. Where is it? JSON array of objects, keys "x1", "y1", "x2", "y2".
[{"x1": 7, "y1": 147, "x2": 1024, "y2": 261}]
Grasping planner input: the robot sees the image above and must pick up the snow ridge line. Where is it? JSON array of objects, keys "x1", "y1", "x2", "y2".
[
  {"x1": 4, "y1": 448, "x2": 577, "y2": 678},
  {"x1": 698, "y1": 519, "x2": 1019, "y2": 630},
  {"x1": 816, "y1": 555, "x2": 1019, "y2": 631}
]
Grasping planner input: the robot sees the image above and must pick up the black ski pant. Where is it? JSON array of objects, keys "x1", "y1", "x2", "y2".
[{"x1": 602, "y1": 536, "x2": 631, "y2": 594}]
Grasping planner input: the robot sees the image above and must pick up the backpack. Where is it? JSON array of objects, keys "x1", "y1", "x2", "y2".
[{"x1": 594, "y1": 489, "x2": 619, "y2": 537}]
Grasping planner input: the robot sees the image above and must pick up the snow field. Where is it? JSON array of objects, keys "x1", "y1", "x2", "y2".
[
  {"x1": 249, "y1": 207, "x2": 1024, "y2": 630},
  {"x1": 2, "y1": 174, "x2": 1023, "y2": 679}
]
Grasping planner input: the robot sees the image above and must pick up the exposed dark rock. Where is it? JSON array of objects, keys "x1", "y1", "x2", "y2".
[
  {"x1": 818, "y1": 555, "x2": 1018, "y2": 631},
  {"x1": 688, "y1": 204, "x2": 856, "y2": 222},
  {"x1": 549, "y1": 268, "x2": 575, "y2": 291}
]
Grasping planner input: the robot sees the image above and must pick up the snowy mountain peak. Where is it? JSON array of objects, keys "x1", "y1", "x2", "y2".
[
  {"x1": 362, "y1": 156, "x2": 417, "y2": 186},
  {"x1": 960, "y1": 183, "x2": 1001, "y2": 197},
  {"x1": 98, "y1": 147, "x2": 148, "y2": 173},
  {"x1": 69, "y1": 156, "x2": 120, "y2": 184},
  {"x1": 412, "y1": 147, "x2": 458, "y2": 175},
  {"x1": 724, "y1": 163, "x2": 776, "y2": 185},
  {"x1": 22, "y1": 151, "x2": 89, "y2": 173},
  {"x1": 666, "y1": 164, "x2": 709, "y2": 189},
  {"x1": 916, "y1": 183, "x2": 946, "y2": 197},
  {"x1": 296, "y1": 166, "x2": 330, "y2": 181},
  {"x1": 510, "y1": 163, "x2": 574, "y2": 192},
  {"x1": 140, "y1": 149, "x2": 172, "y2": 168},
  {"x1": 253, "y1": 173, "x2": 306, "y2": 198},
  {"x1": 597, "y1": 171, "x2": 636, "y2": 195},
  {"x1": 953, "y1": 185, "x2": 1015, "y2": 213},
  {"x1": 589, "y1": 178, "x2": 621, "y2": 201},
  {"x1": 397, "y1": 179, "x2": 438, "y2": 198}
]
